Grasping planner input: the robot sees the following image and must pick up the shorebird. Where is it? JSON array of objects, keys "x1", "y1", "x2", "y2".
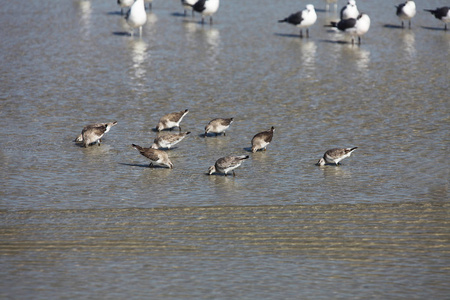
[
  {"x1": 326, "y1": 13, "x2": 371, "y2": 45},
  {"x1": 208, "y1": 155, "x2": 249, "y2": 176},
  {"x1": 181, "y1": 0, "x2": 197, "y2": 17},
  {"x1": 396, "y1": 1, "x2": 416, "y2": 29},
  {"x1": 118, "y1": 0, "x2": 134, "y2": 15},
  {"x1": 156, "y1": 109, "x2": 189, "y2": 132},
  {"x1": 151, "y1": 132, "x2": 191, "y2": 149},
  {"x1": 424, "y1": 7, "x2": 450, "y2": 30},
  {"x1": 278, "y1": 4, "x2": 318, "y2": 38},
  {"x1": 190, "y1": 0, "x2": 220, "y2": 25},
  {"x1": 126, "y1": 0, "x2": 147, "y2": 37},
  {"x1": 76, "y1": 121, "x2": 118, "y2": 147},
  {"x1": 340, "y1": 0, "x2": 359, "y2": 20},
  {"x1": 132, "y1": 144, "x2": 173, "y2": 168},
  {"x1": 316, "y1": 147, "x2": 358, "y2": 166},
  {"x1": 204, "y1": 118, "x2": 233, "y2": 137},
  {"x1": 251, "y1": 126, "x2": 274, "y2": 153}
]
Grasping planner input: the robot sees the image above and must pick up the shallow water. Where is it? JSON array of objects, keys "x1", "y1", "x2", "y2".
[{"x1": 1, "y1": 0, "x2": 449, "y2": 298}]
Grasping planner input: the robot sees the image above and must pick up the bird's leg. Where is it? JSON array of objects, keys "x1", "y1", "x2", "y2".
[
  {"x1": 299, "y1": 29, "x2": 303, "y2": 38},
  {"x1": 233, "y1": 171, "x2": 236, "y2": 177},
  {"x1": 149, "y1": 163, "x2": 154, "y2": 168},
  {"x1": 210, "y1": 17, "x2": 213, "y2": 25},
  {"x1": 358, "y1": 36, "x2": 361, "y2": 45},
  {"x1": 306, "y1": 28, "x2": 309, "y2": 38},
  {"x1": 401, "y1": 21, "x2": 404, "y2": 29},
  {"x1": 184, "y1": 9, "x2": 187, "y2": 17},
  {"x1": 408, "y1": 20, "x2": 411, "y2": 29},
  {"x1": 223, "y1": 132, "x2": 226, "y2": 136},
  {"x1": 201, "y1": 17, "x2": 205, "y2": 25}
]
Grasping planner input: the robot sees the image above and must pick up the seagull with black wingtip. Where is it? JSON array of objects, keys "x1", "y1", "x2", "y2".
[{"x1": 278, "y1": 4, "x2": 317, "y2": 38}]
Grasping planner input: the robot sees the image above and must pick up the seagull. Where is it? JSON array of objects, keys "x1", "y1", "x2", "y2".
[
  {"x1": 181, "y1": 0, "x2": 197, "y2": 17},
  {"x1": 156, "y1": 109, "x2": 189, "y2": 132},
  {"x1": 316, "y1": 147, "x2": 358, "y2": 166},
  {"x1": 396, "y1": 0, "x2": 416, "y2": 29},
  {"x1": 126, "y1": 0, "x2": 147, "y2": 37},
  {"x1": 208, "y1": 155, "x2": 249, "y2": 176},
  {"x1": 190, "y1": 0, "x2": 220, "y2": 25},
  {"x1": 151, "y1": 132, "x2": 191, "y2": 149},
  {"x1": 324, "y1": 0, "x2": 338, "y2": 12},
  {"x1": 251, "y1": 126, "x2": 274, "y2": 153},
  {"x1": 204, "y1": 118, "x2": 233, "y2": 137},
  {"x1": 118, "y1": 0, "x2": 134, "y2": 15},
  {"x1": 76, "y1": 121, "x2": 118, "y2": 147},
  {"x1": 340, "y1": 0, "x2": 359, "y2": 20},
  {"x1": 424, "y1": 7, "x2": 450, "y2": 30},
  {"x1": 132, "y1": 144, "x2": 173, "y2": 168},
  {"x1": 327, "y1": 13, "x2": 371, "y2": 45},
  {"x1": 278, "y1": 4, "x2": 317, "y2": 38}
]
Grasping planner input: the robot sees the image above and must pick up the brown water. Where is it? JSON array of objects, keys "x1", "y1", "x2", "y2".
[{"x1": 1, "y1": 0, "x2": 449, "y2": 298}]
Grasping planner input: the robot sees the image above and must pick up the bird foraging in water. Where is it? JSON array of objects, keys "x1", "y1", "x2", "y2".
[
  {"x1": 326, "y1": 13, "x2": 371, "y2": 45},
  {"x1": 251, "y1": 126, "x2": 274, "y2": 153},
  {"x1": 424, "y1": 7, "x2": 450, "y2": 30},
  {"x1": 126, "y1": 0, "x2": 147, "y2": 37},
  {"x1": 204, "y1": 118, "x2": 233, "y2": 137},
  {"x1": 151, "y1": 132, "x2": 191, "y2": 149},
  {"x1": 75, "y1": 121, "x2": 117, "y2": 147},
  {"x1": 396, "y1": 0, "x2": 416, "y2": 29},
  {"x1": 132, "y1": 144, "x2": 173, "y2": 168},
  {"x1": 156, "y1": 109, "x2": 189, "y2": 132},
  {"x1": 278, "y1": 4, "x2": 317, "y2": 38},
  {"x1": 208, "y1": 155, "x2": 249, "y2": 176},
  {"x1": 316, "y1": 147, "x2": 358, "y2": 166}
]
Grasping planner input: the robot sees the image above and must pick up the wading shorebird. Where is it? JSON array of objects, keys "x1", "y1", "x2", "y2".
[
  {"x1": 204, "y1": 118, "x2": 233, "y2": 137},
  {"x1": 316, "y1": 147, "x2": 358, "y2": 166},
  {"x1": 126, "y1": 0, "x2": 147, "y2": 37},
  {"x1": 75, "y1": 121, "x2": 117, "y2": 147},
  {"x1": 251, "y1": 126, "x2": 274, "y2": 153},
  {"x1": 396, "y1": 0, "x2": 416, "y2": 29},
  {"x1": 208, "y1": 155, "x2": 249, "y2": 176},
  {"x1": 156, "y1": 109, "x2": 189, "y2": 132},
  {"x1": 278, "y1": 4, "x2": 318, "y2": 38},
  {"x1": 151, "y1": 132, "x2": 191, "y2": 149},
  {"x1": 424, "y1": 7, "x2": 450, "y2": 30},
  {"x1": 132, "y1": 144, "x2": 173, "y2": 168},
  {"x1": 326, "y1": 13, "x2": 371, "y2": 45}
]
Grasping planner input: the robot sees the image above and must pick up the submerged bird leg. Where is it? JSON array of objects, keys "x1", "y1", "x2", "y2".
[
  {"x1": 210, "y1": 17, "x2": 213, "y2": 25},
  {"x1": 358, "y1": 36, "x2": 361, "y2": 45},
  {"x1": 299, "y1": 29, "x2": 303, "y2": 38},
  {"x1": 149, "y1": 163, "x2": 154, "y2": 168},
  {"x1": 306, "y1": 28, "x2": 309, "y2": 38},
  {"x1": 233, "y1": 170, "x2": 236, "y2": 177},
  {"x1": 408, "y1": 20, "x2": 411, "y2": 29},
  {"x1": 401, "y1": 21, "x2": 404, "y2": 28},
  {"x1": 201, "y1": 17, "x2": 205, "y2": 25}
]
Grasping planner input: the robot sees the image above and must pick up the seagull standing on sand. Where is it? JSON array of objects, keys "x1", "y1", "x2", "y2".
[
  {"x1": 126, "y1": 0, "x2": 147, "y2": 37},
  {"x1": 208, "y1": 155, "x2": 249, "y2": 176},
  {"x1": 316, "y1": 147, "x2": 358, "y2": 166},
  {"x1": 204, "y1": 118, "x2": 233, "y2": 137},
  {"x1": 340, "y1": 0, "x2": 359, "y2": 20},
  {"x1": 190, "y1": 0, "x2": 220, "y2": 25},
  {"x1": 132, "y1": 144, "x2": 173, "y2": 168},
  {"x1": 424, "y1": 7, "x2": 450, "y2": 30},
  {"x1": 278, "y1": 4, "x2": 318, "y2": 38},
  {"x1": 251, "y1": 126, "x2": 274, "y2": 153},
  {"x1": 151, "y1": 132, "x2": 191, "y2": 149},
  {"x1": 156, "y1": 109, "x2": 189, "y2": 132},
  {"x1": 76, "y1": 121, "x2": 118, "y2": 147},
  {"x1": 327, "y1": 13, "x2": 371, "y2": 45},
  {"x1": 396, "y1": 0, "x2": 416, "y2": 29}
]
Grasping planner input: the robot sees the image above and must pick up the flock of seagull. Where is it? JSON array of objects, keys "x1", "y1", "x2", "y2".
[{"x1": 119, "y1": 0, "x2": 449, "y2": 44}]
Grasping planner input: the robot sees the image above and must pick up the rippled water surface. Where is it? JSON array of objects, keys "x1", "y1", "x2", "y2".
[{"x1": 1, "y1": 0, "x2": 449, "y2": 298}]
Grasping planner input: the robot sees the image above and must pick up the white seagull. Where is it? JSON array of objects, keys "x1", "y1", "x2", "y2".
[
  {"x1": 190, "y1": 0, "x2": 220, "y2": 25},
  {"x1": 396, "y1": 0, "x2": 416, "y2": 29},
  {"x1": 126, "y1": 0, "x2": 147, "y2": 37},
  {"x1": 424, "y1": 7, "x2": 450, "y2": 30},
  {"x1": 278, "y1": 4, "x2": 318, "y2": 38},
  {"x1": 208, "y1": 155, "x2": 249, "y2": 176},
  {"x1": 316, "y1": 147, "x2": 358, "y2": 166},
  {"x1": 340, "y1": 0, "x2": 359, "y2": 20},
  {"x1": 327, "y1": 13, "x2": 371, "y2": 45},
  {"x1": 181, "y1": 0, "x2": 197, "y2": 17}
]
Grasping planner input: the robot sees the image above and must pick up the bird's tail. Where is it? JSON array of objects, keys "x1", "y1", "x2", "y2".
[
  {"x1": 324, "y1": 22, "x2": 338, "y2": 28},
  {"x1": 132, "y1": 144, "x2": 143, "y2": 152},
  {"x1": 423, "y1": 9, "x2": 435, "y2": 14},
  {"x1": 278, "y1": 19, "x2": 287, "y2": 23},
  {"x1": 239, "y1": 155, "x2": 250, "y2": 160}
]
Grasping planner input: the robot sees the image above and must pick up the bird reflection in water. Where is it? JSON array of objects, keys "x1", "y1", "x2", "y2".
[
  {"x1": 74, "y1": 0, "x2": 92, "y2": 38},
  {"x1": 128, "y1": 39, "x2": 149, "y2": 82}
]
